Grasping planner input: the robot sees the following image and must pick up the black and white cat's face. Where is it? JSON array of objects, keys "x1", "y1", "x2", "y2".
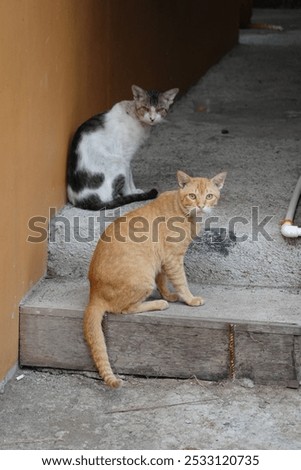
[{"x1": 132, "y1": 85, "x2": 179, "y2": 126}]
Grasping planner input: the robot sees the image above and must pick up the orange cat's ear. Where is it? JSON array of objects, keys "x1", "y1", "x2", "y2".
[
  {"x1": 177, "y1": 171, "x2": 192, "y2": 188},
  {"x1": 211, "y1": 172, "x2": 227, "y2": 190}
]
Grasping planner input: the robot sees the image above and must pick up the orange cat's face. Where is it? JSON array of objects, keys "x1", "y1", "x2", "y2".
[{"x1": 177, "y1": 170, "x2": 226, "y2": 216}]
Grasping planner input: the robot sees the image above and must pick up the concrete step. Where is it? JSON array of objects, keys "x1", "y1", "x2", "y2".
[
  {"x1": 20, "y1": 277, "x2": 301, "y2": 386},
  {"x1": 46, "y1": 201, "x2": 301, "y2": 288}
]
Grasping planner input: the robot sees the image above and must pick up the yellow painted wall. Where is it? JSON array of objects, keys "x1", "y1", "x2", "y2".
[{"x1": 0, "y1": 0, "x2": 239, "y2": 382}]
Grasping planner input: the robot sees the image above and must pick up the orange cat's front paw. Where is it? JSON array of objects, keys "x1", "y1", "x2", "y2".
[
  {"x1": 157, "y1": 300, "x2": 169, "y2": 310},
  {"x1": 187, "y1": 296, "x2": 204, "y2": 307}
]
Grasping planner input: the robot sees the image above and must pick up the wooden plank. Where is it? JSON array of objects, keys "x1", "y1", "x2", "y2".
[
  {"x1": 21, "y1": 302, "x2": 301, "y2": 335},
  {"x1": 21, "y1": 304, "x2": 301, "y2": 384},
  {"x1": 19, "y1": 313, "x2": 94, "y2": 370},
  {"x1": 20, "y1": 307, "x2": 229, "y2": 380},
  {"x1": 294, "y1": 335, "x2": 301, "y2": 384},
  {"x1": 104, "y1": 316, "x2": 229, "y2": 380},
  {"x1": 235, "y1": 330, "x2": 296, "y2": 385}
]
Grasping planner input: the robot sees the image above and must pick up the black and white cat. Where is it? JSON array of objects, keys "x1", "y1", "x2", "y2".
[{"x1": 67, "y1": 85, "x2": 179, "y2": 210}]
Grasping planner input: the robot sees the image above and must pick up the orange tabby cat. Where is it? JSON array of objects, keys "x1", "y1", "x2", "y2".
[{"x1": 84, "y1": 170, "x2": 226, "y2": 388}]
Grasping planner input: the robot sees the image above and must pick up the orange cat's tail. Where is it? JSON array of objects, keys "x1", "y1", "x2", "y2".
[{"x1": 83, "y1": 299, "x2": 122, "y2": 388}]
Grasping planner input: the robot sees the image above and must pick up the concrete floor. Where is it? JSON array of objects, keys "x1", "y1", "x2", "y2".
[
  {"x1": 1, "y1": 9, "x2": 301, "y2": 451},
  {"x1": 0, "y1": 368, "x2": 301, "y2": 450}
]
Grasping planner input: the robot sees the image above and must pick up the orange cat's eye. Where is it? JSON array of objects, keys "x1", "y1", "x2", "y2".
[
  {"x1": 206, "y1": 194, "x2": 213, "y2": 200},
  {"x1": 189, "y1": 193, "x2": 196, "y2": 200}
]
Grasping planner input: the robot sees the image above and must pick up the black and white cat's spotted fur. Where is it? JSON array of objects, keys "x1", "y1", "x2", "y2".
[{"x1": 67, "y1": 85, "x2": 179, "y2": 210}]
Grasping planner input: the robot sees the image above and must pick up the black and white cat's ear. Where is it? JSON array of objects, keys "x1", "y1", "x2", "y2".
[
  {"x1": 177, "y1": 170, "x2": 192, "y2": 188},
  {"x1": 211, "y1": 172, "x2": 227, "y2": 190},
  {"x1": 160, "y1": 88, "x2": 179, "y2": 107},
  {"x1": 132, "y1": 85, "x2": 147, "y2": 102}
]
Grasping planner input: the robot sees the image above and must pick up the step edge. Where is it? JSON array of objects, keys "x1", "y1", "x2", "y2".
[{"x1": 20, "y1": 303, "x2": 301, "y2": 335}]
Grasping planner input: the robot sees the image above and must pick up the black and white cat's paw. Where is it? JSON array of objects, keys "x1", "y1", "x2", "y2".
[
  {"x1": 133, "y1": 188, "x2": 158, "y2": 199},
  {"x1": 132, "y1": 188, "x2": 158, "y2": 199},
  {"x1": 133, "y1": 188, "x2": 145, "y2": 194}
]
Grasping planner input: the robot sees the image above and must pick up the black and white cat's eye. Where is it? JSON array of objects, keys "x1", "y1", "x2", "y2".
[
  {"x1": 189, "y1": 193, "x2": 196, "y2": 199},
  {"x1": 206, "y1": 193, "x2": 213, "y2": 200}
]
